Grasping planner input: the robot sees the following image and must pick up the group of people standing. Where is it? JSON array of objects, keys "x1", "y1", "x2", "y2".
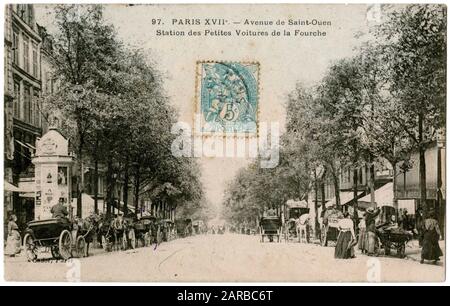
[
  {"x1": 334, "y1": 206, "x2": 443, "y2": 264},
  {"x1": 334, "y1": 207, "x2": 381, "y2": 259}
]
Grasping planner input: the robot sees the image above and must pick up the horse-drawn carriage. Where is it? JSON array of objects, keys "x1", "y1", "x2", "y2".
[
  {"x1": 23, "y1": 217, "x2": 94, "y2": 262},
  {"x1": 260, "y1": 216, "x2": 282, "y2": 242},
  {"x1": 159, "y1": 219, "x2": 175, "y2": 242},
  {"x1": 192, "y1": 220, "x2": 206, "y2": 234},
  {"x1": 97, "y1": 214, "x2": 136, "y2": 251},
  {"x1": 284, "y1": 200, "x2": 310, "y2": 242},
  {"x1": 133, "y1": 215, "x2": 157, "y2": 246},
  {"x1": 175, "y1": 218, "x2": 192, "y2": 238}
]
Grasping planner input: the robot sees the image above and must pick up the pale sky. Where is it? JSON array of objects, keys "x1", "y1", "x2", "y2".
[{"x1": 35, "y1": 4, "x2": 370, "y2": 213}]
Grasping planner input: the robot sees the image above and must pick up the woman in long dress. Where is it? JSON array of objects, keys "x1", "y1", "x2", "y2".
[
  {"x1": 5, "y1": 214, "x2": 21, "y2": 257},
  {"x1": 421, "y1": 211, "x2": 443, "y2": 264},
  {"x1": 357, "y1": 214, "x2": 367, "y2": 254},
  {"x1": 334, "y1": 212, "x2": 356, "y2": 259}
]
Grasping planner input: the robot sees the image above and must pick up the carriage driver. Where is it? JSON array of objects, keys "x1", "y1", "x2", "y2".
[{"x1": 51, "y1": 198, "x2": 69, "y2": 220}]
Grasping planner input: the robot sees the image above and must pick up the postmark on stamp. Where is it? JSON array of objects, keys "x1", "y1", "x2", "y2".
[{"x1": 196, "y1": 61, "x2": 259, "y2": 136}]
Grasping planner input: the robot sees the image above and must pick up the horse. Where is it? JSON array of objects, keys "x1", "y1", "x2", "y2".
[
  {"x1": 96, "y1": 215, "x2": 114, "y2": 252},
  {"x1": 295, "y1": 214, "x2": 310, "y2": 243},
  {"x1": 72, "y1": 214, "x2": 99, "y2": 257}
]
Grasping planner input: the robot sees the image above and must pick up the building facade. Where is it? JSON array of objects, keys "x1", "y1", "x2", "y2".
[
  {"x1": 395, "y1": 137, "x2": 446, "y2": 235},
  {"x1": 4, "y1": 4, "x2": 47, "y2": 229}
]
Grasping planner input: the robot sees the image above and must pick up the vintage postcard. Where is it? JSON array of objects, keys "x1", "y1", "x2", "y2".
[{"x1": 2, "y1": 2, "x2": 446, "y2": 284}]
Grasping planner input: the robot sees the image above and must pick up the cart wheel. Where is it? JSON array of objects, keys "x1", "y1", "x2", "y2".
[
  {"x1": 76, "y1": 236, "x2": 86, "y2": 258},
  {"x1": 320, "y1": 225, "x2": 328, "y2": 247},
  {"x1": 51, "y1": 245, "x2": 61, "y2": 259},
  {"x1": 128, "y1": 229, "x2": 136, "y2": 249},
  {"x1": 23, "y1": 233, "x2": 37, "y2": 262},
  {"x1": 59, "y1": 230, "x2": 73, "y2": 260}
]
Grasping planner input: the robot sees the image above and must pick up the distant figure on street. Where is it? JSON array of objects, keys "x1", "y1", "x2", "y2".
[
  {"x1": 357, "y1": 214, "x2": 367, "y2": 254},
  {"x1": 421, "y1": 211, "x2": 443, "y2": 265},
  {"x1": 399, "y1": 209, "x2": 410, "y2": 231},
  {"x1": 5, "y1": 214, "x2": 21, "y2": 257},
  {"x1": 334, "y1": 212, "x2": 356, "y2": 259},
  {"x1": 51, "y1": 199, "x2": 69, "y2": 219}
]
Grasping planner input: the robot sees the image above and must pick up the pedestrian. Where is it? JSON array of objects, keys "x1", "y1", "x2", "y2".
[
  {"x1": 365, "y1": 207, "x2": 380, "y2": 256},
  {"x1": 399, "y1": 209, "x2": 410, "y2": 231},
  {"x1": 420, "y1": 210, "x2": 443, "y2": 265},
  {"x1": 416, "y1": 209, "x2": 425, "y2": 247},
  {"x1": 357, "y1": 214, "x2": 367, "y2": 254},
  {"x1": 5, "y1": 214, "x2": 21, "y2": 257},
  {"x1": 334, "y1": 211, "x2": 356, "y2": 259}
]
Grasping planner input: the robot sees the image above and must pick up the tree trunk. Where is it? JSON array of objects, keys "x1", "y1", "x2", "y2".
[
  {"x1": 369, "y1": 159, "x2": 375, "y2": 207},
  {"x1": 123, "y1": 161, "x2": 129, "y2": 216},
  {"x1": 105, "y1": 157, "x2": 113, "y2": 218},
  {"x1": 93, "y1": 152, "x2": 99, "y2": 214},
  {"x1": 418, "y1": 112, "x2": 427, "y2": 213},
  {"x1": 134, "y1": 166, "x2": 140, "y2": 214},
  {"x1": 321, "y1": 167, "x2": 327, "y2": 214},
  {"x1": 76, "y1": 126, "x2": 84, "y2": 218},
  {"x1": 313, "y1": 170, "x2": 319, "y2": 238},
  {"x1": 437, "y1": 143, "x2": 444, "y2": 239},
  {"x1": 353, "y1": 168, "x2": 359, "y2": 223},
  {"x1": 330, "y1": 163, "x2": 341, "y2": 207},
  {"x1": 392, "y1": 161, "x2": 398, "y2": 211}
]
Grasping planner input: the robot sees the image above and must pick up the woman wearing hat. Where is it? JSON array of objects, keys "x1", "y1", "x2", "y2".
[
  {"x1": 421, "y1": 210, "x2": 443, "y2": 264},
  {"x1": 5, "y1": 214, "x2": 21, "y2": 257}
]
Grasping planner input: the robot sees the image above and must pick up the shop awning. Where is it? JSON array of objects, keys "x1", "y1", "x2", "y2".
[
  {"x1": 4, "y1": 181, "x2": 20, "y2": 192},
  {"x1": 358, "y1": 182, "x2": 393, "y2": 209},
  {"x1": 18, "y1": 181, "x2": 35, "y2": 198},
  {"x1": 326, "y1": 191, "x2": 363, "y2": 207},
  {"x1": 15, "y1": 139, "x2": 36, "y2": 151}
]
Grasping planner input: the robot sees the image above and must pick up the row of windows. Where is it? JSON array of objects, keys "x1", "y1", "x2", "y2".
[
  {"x1": 13, "y1": 80, "x2": 41, "y2": 127},
  {"x1": 340, "y1": 167, "x2": 366, "y2": 185},
  {"x1": 13, "y1": 4, "x2": 35, "y2": 27},
  {"x1": 12, "y1": 29, "x2": 39, "y2": 78}
]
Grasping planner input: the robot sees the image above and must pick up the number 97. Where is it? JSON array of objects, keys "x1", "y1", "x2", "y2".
[{"x1": 152, "y1": 19, "x2": 162, "y2": 25}]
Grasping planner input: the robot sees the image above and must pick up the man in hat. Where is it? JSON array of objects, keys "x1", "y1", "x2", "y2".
[{"x1": 51, "y1": 198, "x2": 69, "y2": 220}]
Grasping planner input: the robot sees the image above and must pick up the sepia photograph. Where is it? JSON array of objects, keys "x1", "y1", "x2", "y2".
[{"x1": 1, "y1": 1, "x2": 447, "y2": 285}]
